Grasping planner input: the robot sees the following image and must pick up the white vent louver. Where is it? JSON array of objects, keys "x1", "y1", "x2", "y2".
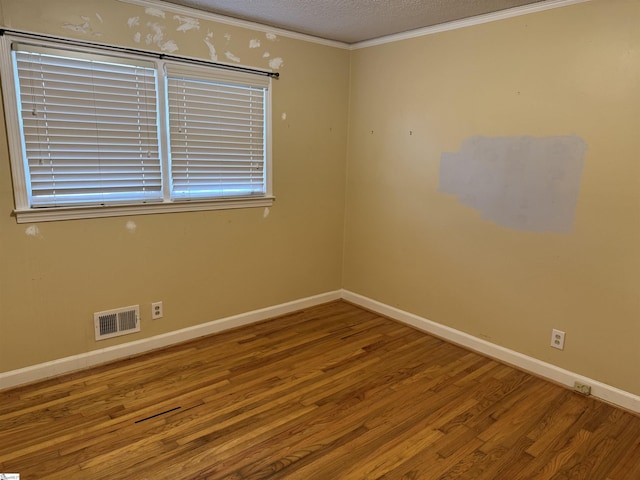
[{"x1": 94, "y1": 305, "x2": 140, "y2": 341}]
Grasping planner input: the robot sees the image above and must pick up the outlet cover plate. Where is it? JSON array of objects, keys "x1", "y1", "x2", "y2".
[
  {"x1": 152, "y1": 301, "x2": 163, "y2": 320},
  {"x1": 551, "y1": 328, "x2": 565, "y2": 350}
]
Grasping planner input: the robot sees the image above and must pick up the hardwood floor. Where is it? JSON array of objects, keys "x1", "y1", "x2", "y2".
[{"x1": 1, "y1": 300, "x2": 639, "y2": 479}]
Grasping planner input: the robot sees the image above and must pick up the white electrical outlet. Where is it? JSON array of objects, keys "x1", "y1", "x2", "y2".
[
  {"x1": 152, "y1": 301, "x2": 163, "y2": 320},
  {"x1": 551, "y1": 329, "x2": 565, "y2": 350}
]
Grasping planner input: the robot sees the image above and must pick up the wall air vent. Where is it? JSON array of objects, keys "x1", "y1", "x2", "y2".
[{"x1": 94, "y1": 305, "x2": 140, "y2": 341}]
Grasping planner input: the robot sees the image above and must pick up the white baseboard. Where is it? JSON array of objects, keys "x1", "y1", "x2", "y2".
[
  {"x1": 341, "y1": 289, "x2": 640, "y2": 414},
  {"x1": 4, "y1": 288, "x2": 639, "y2": 415},
  {"x1": 0, "y1": 290, "x2": 342, "y2": 391}
]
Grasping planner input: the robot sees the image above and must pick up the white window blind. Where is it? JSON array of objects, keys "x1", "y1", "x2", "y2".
[
  {"x1": 167, "y1": 65, "x2": 267, "y2": 200},
  {"x1": 1, "y1": 34, "x2": 273, "y2": 222},
  {"x1": 13, "y1": 44, "x2": 161, "y2": 207}
]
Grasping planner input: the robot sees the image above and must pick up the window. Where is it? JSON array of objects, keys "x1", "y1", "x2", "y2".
[
  {"x1": 166, "y1": 65, "x2": 267, "y2": 200},
  {"x1": 0, "y1": 35, "x2": 272, "y2": 222}
]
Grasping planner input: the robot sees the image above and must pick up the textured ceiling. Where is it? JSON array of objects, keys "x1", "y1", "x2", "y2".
[{"x1": 159, "y1": 0, "x2": 548, "y2": 44}]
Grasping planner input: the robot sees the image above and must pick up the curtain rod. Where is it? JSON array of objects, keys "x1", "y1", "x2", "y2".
[{"x1": 0, "y1": 28, "x2": 280, "y2": 79}]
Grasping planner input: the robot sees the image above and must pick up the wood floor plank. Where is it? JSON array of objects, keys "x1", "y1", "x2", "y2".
[{"x1": 1, "y1": 300, "x2": 639, "y2": 479}]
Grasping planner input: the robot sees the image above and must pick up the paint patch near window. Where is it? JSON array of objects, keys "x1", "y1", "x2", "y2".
[
  {"x1": 174, "y1": 15, "x2": 199, "y2": 32},
  {"x1": 145, "y1": 7, "x2": 166, "y2": 19},
  {"x1": 439, "y1": 135, "x2": 587, "y2": 233},
  {"x1": 128, "y1": 16, "x2": 140, "y2": 28},
  {"x1": 263, "y1": 207, "x2": 270, "y2": 218},
  {"x1": 249, "y1": 39, "x2": 261, "y2": 49},
  {"x1": 146, "y1": 22, "x2": 164, "y2": 45},
  {"x1": 63, "y1": 16, "x2": 102, "y2": 37},
  {"x1": 126, "y1": 221, "x2": 137, "y2": 233},
  {"x1": 263, "y1": 51, "x2": 270, "y2": 58},
  {"x1": 269, "y1": 57, "x2": 284, "y2": 70},
  {"x1": 281, "y1": 112, "x2": 287, "y2": 121},
  {"x1": 225, "y1": 51, "x2": 241, "y2": 63},
  {"x1": 133, "y1": 32, "x2": 141, "y2": 43},
  {"x1": 25, "y1": 225, "x2": 42, "y2": 238},
  {"x1": 204, "y1": 33, "x2": 217, "y2": 61},
  {"x1": 160, "y1": 40, "x2": 179, "y2": 53},
  {"x1": 144, "y1": 22, "x2": 178, "y2": 52},
  {"x1": 266, "y1": 32, "x2": 277, "y2": 41},
  {"x1": 224, "y1": 33, "x2": 232, "y2": 42}
]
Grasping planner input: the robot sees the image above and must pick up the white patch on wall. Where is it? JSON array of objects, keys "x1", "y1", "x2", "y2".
[
  {"x1": 204, "y1": 33, "x2": 218, "y2": 61},
  {"x1": 160, "y1": 40, "x2": 179, "y2": 53},
  {"x1": 439, "y1": 135, "x2": 587, "y2": 233},
  {"x1": 281, "y1": 112, "x2": 287, "y2": 121},
  {"x1": 269, "y1": 57, "x2": 284, "y2": 70},
  {"x1": 266, "y1": 32, "x2": 277, "y2": 41},
  {"x1": 95, "y1": 13, "x2": 104, "y2": 23},
  {"x1": 63, "y1": 16, "x2": 102, "y2": 37},
  {"x1": 174, "y1": 15, "x2": 199, "y2": 32},
  {"x1": 143, "y1": 22, "x2": 178, "y2": 52},
  {"x1": 262, "y1": 51, "x2": 271, "y2": 58},
  {"x1": 147, "y1": 22, "x2": 164, "y2": 45},
  {"x1": 128, "y1": 16, "x2": 140, "y2": 28},
  {"x1": 263, "y1": 207, "x2": 270, "y2": 218},
  {"x1": 145, "y1": 7, "x2": 166, "y2": 19},
  {"x1": 224, "y1": 33, "x2": 232, "y2": 42},
  {"x1": 126, "y1": 221, "x2": 137, "y2": 233},
  {"x1": 133, "y1": 32, "x2": 141, "y2": 43},
  {"x1": 225, "y1": 51, "x2": 241, "y2": 63},
  {"x1": 25, "y1": 225, "x2": 42, "y2": 238},
  {"x1": 249, "y1": 39, "x2": 261, "y2": 49}
]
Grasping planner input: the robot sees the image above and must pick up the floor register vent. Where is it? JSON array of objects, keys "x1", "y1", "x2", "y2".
[{"x1": 94, "y1": 305, "x2": 140, "y2": 341}]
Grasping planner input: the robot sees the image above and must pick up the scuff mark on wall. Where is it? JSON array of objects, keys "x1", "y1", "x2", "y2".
[
  {"x1": 263, "y1": 207, "x2": 270, "y2": 218},
  {"x1": 225, "y1": 51, "x2": 241, "y2": 63},
  {"x1": 268, "y1": 57, "x2": 284, "y2": 70},
  {"x1": 249, "y1": 39, "x2": 261, "y2": 49},
  {"x1": 262, "y1": 51, "x2": 271, "y2": 58},
  {"x1": 95, "y1": 13, "x2": 104, "y2": 23},
  {"x1": 204, "y1": 33, "x2": 217, "y2": 61},
  {"x1": 266, "y1": 32, "x2": 277, "y2": 41},
  {"x1": 281, "y1": 112, "x2": 287, "y2": 120},
  {"x1": 145, "y1": 7, "x2": 166, "y2": 19},
  {"x1": 439, "y1": 135, "x2": 587, "y2": 233},
  {"x1": 126, "y1": 221, "x2": 137, "y2": 233},
  {"x1": 173, "y1": 15, "x2": 199, "y2": 32},
  {"x1": 133, "y1": 32, "x2": 141, "y2": 43}
]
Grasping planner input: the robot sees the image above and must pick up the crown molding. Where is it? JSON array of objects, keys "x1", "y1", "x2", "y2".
[
  {"x1": 119, "y1": 0, "x2": 350, "y2": 49},
  {"x1": 350, "y1": 0, "x2": 593, "y2": 50},
  {"x1": 121, "y1": 0, "x2": 593, "y2": 51}
]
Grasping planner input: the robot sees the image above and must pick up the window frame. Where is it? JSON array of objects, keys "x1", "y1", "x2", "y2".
[{"x1": 0, "y1": 34, "x2": 274, "y2": 223}]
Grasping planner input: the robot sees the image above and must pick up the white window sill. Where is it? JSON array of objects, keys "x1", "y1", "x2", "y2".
[{"x1": 13, "y1": 196, "x2": 275, "y2": 223}]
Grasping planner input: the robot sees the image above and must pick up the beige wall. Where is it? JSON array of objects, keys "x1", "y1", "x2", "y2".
[
  {"x1": 0, "y1": 0, "x2": 349, "y2": 372},
  {"x1": 344, "y1": 0, "x2": 640, "y2": 396},
  {"x1": 1, "y1": 0, "x2": 638, "y2": 399}
]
